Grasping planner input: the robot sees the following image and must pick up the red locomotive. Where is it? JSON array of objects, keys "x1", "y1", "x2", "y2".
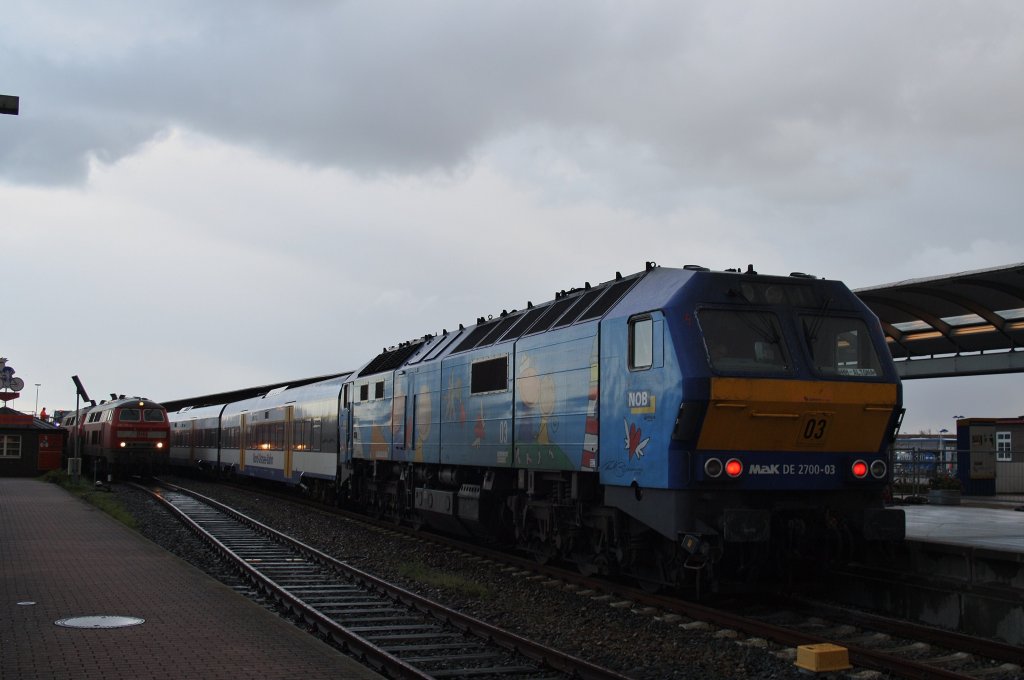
[{"x1": 60, "y1": 396, "x2": 169, "y2": 477}]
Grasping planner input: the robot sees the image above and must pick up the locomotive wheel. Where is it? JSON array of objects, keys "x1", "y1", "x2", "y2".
[
  {"x1": 530, "y1": 542, "x2": 556, "y2": 565},
  {"x1": 634, "y1": 565, "x2": 665, "y2": 593},
  {"x1": 576, "y1": 554, "x2": 609, "y2": 578}
]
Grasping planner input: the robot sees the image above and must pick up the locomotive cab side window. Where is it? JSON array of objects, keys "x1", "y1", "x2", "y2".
[
  {"x1": 698, "y1": 309, "x2": 790, "y2": 374},
  {"x1": 629, "y1": 316, "x2": 654, "y2": 370},
  {"x1": 471, "y1": 355, "x2": 508, "y2": 394},
  {"x1": 801, "y1": 316, "x2": 883, "y2": 378}
]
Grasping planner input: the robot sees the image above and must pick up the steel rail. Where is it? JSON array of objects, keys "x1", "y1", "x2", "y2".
[
  {"x1": 162, "y1": 478, "x2": 1017, "y2": 680},
  {"x1": 143, "y1": 485, "x2": 432, "y2": 679},
  {"x1": 145, "y1": 481, "x2": 631, "y2": 680}
]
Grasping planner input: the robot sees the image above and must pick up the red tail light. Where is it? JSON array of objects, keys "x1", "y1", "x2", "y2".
[
  {"x1": 725, "y1": 458, "x2": 743, "y2": 477},
  {"x1": 852, "y1": 460, "x2": 868, "y2": 478}
]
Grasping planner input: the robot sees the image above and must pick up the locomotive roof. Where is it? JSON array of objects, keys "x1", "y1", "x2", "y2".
[
  {"x1": 66, "y1": 396, "x2": 162, "y2": 415},
  {"x1": 354, "y1": 263, "x2": 846, "y2": 379},
  {"x1": 355, "y1": 267, "x2": 651, "y2": 378}
]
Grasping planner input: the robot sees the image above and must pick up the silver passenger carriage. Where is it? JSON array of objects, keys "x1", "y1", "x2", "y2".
[{"x1": 218, "y1": 376, "x2": 346, "y2": 499}]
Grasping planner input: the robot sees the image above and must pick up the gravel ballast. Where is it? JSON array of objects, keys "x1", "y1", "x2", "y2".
[{"x1": 114, "y1": 479, "x2": 835, "y2": 680}]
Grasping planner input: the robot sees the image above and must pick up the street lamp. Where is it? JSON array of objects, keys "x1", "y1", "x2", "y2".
[
  {"x1": 939, "y1": 427, "x2": 953, "y2": 473},
  {"x1": 34, "y1": 383, "x2": 40, "y2": 417}
]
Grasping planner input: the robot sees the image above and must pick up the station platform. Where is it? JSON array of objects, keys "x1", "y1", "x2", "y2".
[
  {"x1": 843, "y1": 498, "x2": 1024, "y2": 645},
  {"x1": 904, "y1": 499, "x2": 1024, "y2": 552},
  {"x1": 0, "y1": 478, "x2": 384, "y2": 680}
]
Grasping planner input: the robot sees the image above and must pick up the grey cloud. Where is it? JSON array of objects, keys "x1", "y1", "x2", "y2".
[{"x1": 2, "y1": 1, "x2": 1023, "y2": 212}]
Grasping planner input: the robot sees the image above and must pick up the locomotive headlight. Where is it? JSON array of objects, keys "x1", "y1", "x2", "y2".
[
  {"x1": 119, "y1": 441, "x2": 127, "y2": 448},
  {"x1": 704, "y1": 458, "x2": 724, "y2": 478},
  {"x1": 156, "y1": 442, "x2": 164, "y2": 449},
  {"x1": 725, "y1": 458, "x2": 743, "y2": 478},
  {"x1": 869, "y1": 460, "x2": 887, "y2": 479},
  {"x1": 851, "y1": 460, "x2": 868, "y2": 478}
]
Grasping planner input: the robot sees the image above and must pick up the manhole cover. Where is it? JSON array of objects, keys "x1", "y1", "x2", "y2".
[{"x1": 55, "y1": 615, "x2": 145, "y2": 629}]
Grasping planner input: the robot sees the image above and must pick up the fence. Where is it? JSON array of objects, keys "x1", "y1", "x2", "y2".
[
  {"x1": 891, "y1": 445, "x2": 1024, "y2": 500},
  {"x1": 891, "y1": 446, "x2": 956, "y2": 500}
]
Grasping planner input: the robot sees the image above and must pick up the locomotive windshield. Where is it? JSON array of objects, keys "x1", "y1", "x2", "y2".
[
  {"x1": 698, "y1": 309, "x2": 790, "y2": 374},
  {"x1": 143, "y1": 408, "x2": 165, "y2": 422},
  {"x1": 119, "y1": 407, "x2": 165, "y2": 422},
  {"x1": 801, "y1": 315, "x2": 884, "y2": 378}
]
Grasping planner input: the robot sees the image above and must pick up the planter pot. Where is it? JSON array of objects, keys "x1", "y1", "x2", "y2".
[{"x1": 927, "y1": 489, "x2": 961, "y2": 506}]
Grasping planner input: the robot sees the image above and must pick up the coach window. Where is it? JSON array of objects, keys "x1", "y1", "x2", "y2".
[
  {"x1": 311, "y1": 418, "x2": 322, "y2": 451},
  {"x1": 629, "y1": 316, "x2": 653, "y2": 370},
  {"x1": 359, "y1": 384, "x2": 369, "y2": 401},
  {"x1": 0, "y1": 435, "x2": 21, "y2": 459},
  {"x1": 375, "y1": 381, "x2": 385, "y2": 399}
]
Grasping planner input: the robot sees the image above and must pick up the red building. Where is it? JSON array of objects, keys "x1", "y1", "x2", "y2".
[{"x1": 0, "y1": 407, "x2": 65, "y2": 476}]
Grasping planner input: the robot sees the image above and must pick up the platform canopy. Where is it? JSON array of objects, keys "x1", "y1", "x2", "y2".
[{"x1": 855, "y1": 263, "x2": 1024, "y2": 379}]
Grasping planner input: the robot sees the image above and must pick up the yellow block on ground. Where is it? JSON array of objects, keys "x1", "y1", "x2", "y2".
[{"x1": 794, "y1": 643, "x2": 852, "y2": 672}]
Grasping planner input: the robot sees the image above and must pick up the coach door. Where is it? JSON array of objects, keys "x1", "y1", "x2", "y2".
[
  {"x1": 239, "y1": 413, "x2": 247, "y2": 472},
  {"x1": 284, "y1": 405, "x2": 294, "y2": 480}
]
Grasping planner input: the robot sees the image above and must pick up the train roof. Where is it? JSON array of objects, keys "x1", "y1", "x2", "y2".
[{"x1": 160, "y1": 372, "x2": 351, "y2": 413}]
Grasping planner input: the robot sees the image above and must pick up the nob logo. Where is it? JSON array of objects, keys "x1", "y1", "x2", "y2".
[
  {"x1": 628, "y1": 391, "x2": 650, "y2": 408},
  {"x1": 628, "y1": 391, "x2": 656, "y2": 414}
]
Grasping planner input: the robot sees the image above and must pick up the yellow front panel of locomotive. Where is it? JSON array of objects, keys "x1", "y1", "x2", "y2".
[{"x1": 696, "y1": 378, "x2": 898, "y2": 453}]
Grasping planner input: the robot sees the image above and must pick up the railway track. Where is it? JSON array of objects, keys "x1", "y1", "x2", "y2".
[
  {"x1": 137, "y1": 481, "x2": 631, "y2": 680},
  {"x1": 152, "y1": 477, "x2": 1023, "y2": 679}
]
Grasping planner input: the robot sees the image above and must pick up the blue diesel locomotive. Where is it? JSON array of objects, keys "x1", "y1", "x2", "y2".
[{"x1": 170, "y1": 263, "x2": 905, "y2": 589}]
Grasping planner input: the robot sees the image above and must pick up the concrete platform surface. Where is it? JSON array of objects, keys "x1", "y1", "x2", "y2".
[
  {"x1": 904, "y1": 502, "x2": 1024, "y2": 552},
  {"x1": 0, "y1": 478, "x2": 383, "y2": 680}
]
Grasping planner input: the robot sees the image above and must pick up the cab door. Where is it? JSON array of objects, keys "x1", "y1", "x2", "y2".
[{"x1": 392, "y1": 371, "x2": 411, "y2": 461}]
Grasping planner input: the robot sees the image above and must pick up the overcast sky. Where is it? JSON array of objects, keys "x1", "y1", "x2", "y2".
[{"x1": 3, "y1": 1, "x2": 1022, "y2": 433}]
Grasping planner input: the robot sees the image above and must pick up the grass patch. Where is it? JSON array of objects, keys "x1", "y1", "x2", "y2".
[
  {"x1": 397, "y1": 560, "x2": 491, "y2": 599},
  {"x1": 42, "y1": 470, "x2": 138, "y2": 530}
]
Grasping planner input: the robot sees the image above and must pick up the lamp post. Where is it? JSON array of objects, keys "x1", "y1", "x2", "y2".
[
  {"x1": 34, "y1": 383, "x2": 41, "y2": 417},
  {"x1": 939, "y1": 428, "x2": 948, "y2": 465}
]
